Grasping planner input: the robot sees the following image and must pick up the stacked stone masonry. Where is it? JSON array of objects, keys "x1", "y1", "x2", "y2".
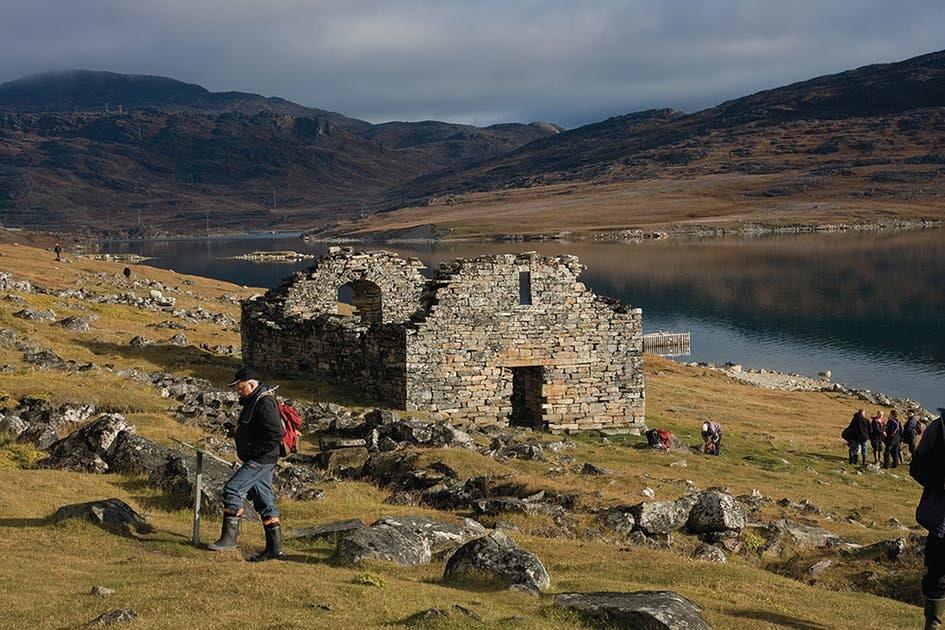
[{"x1": 242, "y1": 248, "x2": 645, "y2": 434}]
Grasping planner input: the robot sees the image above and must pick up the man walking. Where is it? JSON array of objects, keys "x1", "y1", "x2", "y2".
[
  {"x1": 208, "y1": 367, "x2": 285, "y2": 561},
  {"x1": 911, "y1": 407, "x2": 945, "y2": 628}
]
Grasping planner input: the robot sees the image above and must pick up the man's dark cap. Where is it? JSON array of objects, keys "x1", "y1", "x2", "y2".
[{"x1": 228, "y1": 366, "x2": 258, "y2": 386}]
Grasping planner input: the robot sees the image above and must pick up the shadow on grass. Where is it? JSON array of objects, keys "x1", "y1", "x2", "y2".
[
  {"x1": 114, "y1": 477, "x2": 186, "y2": 514},
  {"x1": 729, "y1": 609, "x2": 829, "y2": 629},
  {"x1": 0, "y1": 517, "x2": 49, "y2": 527},
  {"x1": 78, "y1": 340, "x2": 374, "y2": 407}
]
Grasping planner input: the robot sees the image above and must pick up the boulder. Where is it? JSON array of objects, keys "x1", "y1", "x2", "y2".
[
  {"x1": 52, "y1": 498, "x2": 154, "y2": 537},
  {"x1": 274, "y1": 458, "x2": 327, "y2": 501},
  {"x1": 316, "y1": 446, "x2": 370, "y2": 477},
  {"x1": 128, "y1": 335, "x2": 152, "y2": 348},
  {"x1": 335, "y1": 515, "x2": 486, "y2": 566},
  {"x1": 58, "y1": 316, "x2": 91, "y2": 332},
  {"x1": 22, "y1": 349, "x2": 68, "y2": 370},
  {"x1": 0, "y1": 413, "x2": 27, "y2": 438},
  {"x1": 148, "y1": 451, "x2": 237, "y2": 517},
  {"x1": 555, "y1": 591, "x2": 710, "y2": 630},
  {"x1": 759, "y1": 520, "x2": 841, "y2": 558},
  {"x1": 443, "y1": 531, "x2": 551, "y2": 593},
  {"x1": 41, "y1": 414, "x2": 133, "y2": 473},
  {"x1": 845, "y1": 537, "x2": 908, "y2": 562},
  {"x1": 290, "y1": 519, "x2": 365, "y2": 541},
  {"x1": 581, "y1": 462, "x2": 612, "y2": 475},
  {"x1": 487, "y1": 435, "x2": 545, "y2": 461},
  {"x1": 13, "y1": 307, "x2": 55, "y2": 322},
  {"x1": 691, "y1": 544, "x2": 727, "y2": 563},
  {"x1": 168, "y1": 333, "x2": 188, "y2": 346},
  {"x1": 628, "y1": 496, "x2": 697, "y2": 535},
  {"x1": 106, "y1": 431, "x2": 174, "y2": 475},
  {"x1": 686, "y1": 491, "x2": 746, "y2": 533},
  {"x1": 597, "y1": 507, "x2": 637, "y2": 538}
]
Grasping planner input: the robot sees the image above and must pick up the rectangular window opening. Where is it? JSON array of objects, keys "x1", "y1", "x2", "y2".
[{"x1": 519, "y1": 271, "x2": 532, "y2": 305}]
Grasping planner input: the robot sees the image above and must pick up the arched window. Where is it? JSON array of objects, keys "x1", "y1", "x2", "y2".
[{"x1": 337, "y1": 279, "x2": 382, "y2": 325}]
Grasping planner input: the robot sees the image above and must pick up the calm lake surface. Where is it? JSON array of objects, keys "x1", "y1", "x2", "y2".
[{"x1": 102, "y1": 229, "x2": 945, "y2": 411}]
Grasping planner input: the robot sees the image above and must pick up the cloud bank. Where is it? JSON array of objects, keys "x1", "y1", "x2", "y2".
[{"x1": 1, "y1": 0, "x2": 943, "y2": 127}]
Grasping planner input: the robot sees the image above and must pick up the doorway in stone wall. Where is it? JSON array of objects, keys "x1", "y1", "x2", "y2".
[
  {"x1": 337, "y1": 280, "x2": 382, "y2": 325},
  {"x1": 510, "y1": 366, "x2": 544, "y2": 428}
]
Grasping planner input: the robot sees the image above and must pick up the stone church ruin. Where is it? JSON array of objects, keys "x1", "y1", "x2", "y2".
[{"x1": 242, "y1": 248, "x2": 645, "y2": 433}]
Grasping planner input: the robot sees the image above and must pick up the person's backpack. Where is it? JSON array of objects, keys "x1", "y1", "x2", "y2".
[{"x1": 276, "y1": 400, "x2": 303, "y2": 457}]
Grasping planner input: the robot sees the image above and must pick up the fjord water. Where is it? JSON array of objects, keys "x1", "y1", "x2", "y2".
[{"x1": 104, "y1": 229, "x2": 945, "y2": 410}]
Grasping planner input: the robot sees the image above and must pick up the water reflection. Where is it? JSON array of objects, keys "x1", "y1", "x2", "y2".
[{"x1": 104, "y1": 229, "x2": 945, "y2": 409}]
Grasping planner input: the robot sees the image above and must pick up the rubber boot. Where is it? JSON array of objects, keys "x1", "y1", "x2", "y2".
[
  {"x1": 207, "y1": 516, "x2": 241, "y2": 551},
  {"x1": 249, "y1": 523, "x2": 284, "y2": 562},
  {"x1": 926, "y1": 597, "x2": 945, "y2": 630}
]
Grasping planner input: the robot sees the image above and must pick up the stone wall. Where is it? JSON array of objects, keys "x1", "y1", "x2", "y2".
[
  {"x1": 403, "y1": 252, "x2": 645, "y2": 433},
  {"x1": 241, "y1": 249, "x2": 645, "y2": 434}
]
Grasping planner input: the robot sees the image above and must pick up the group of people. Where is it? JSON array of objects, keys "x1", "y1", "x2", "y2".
[{"x1": 842, "y1": 407, "x2": 925, "y2": 468}]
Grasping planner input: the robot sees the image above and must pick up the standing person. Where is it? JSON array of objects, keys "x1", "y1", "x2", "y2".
[
  {"x1": 53, "y1": 243, "x2": 62, "y2": 261},
  {"x1": 910, "y1": 408, "x2": 945, "y2": 629},
  {"x1": 701, "y1": 420, "x2": 723, "y2": 456},
  {"x1": 208, "y1": 367, "x2": 285, "y2": 561},
  {"x1": 883, "y1": 409, "x2": 903, "y2": 469},
  {"x1": 904, "y1": 409, "x2": 923, "y2": 460},
  {"x1": 843, "y1": 409, "x2": 870, "y2": 466},
  {"x1": 870, "y1": 411, "x2": 886, "y2": 465}
]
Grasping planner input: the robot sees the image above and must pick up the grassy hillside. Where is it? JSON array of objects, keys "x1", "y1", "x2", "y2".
[{"x1": 0, "y1": 243, "x2": 926, "y2": 628}]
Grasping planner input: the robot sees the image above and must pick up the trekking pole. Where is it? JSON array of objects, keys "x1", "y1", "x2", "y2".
[{"x1": 170, "y1": 438, "x2": 234, "y2": 546}]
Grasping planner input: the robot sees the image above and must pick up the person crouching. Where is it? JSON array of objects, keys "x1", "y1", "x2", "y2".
[{"x1": 208, "y1": 367, "x2": 285, "y2": 561}]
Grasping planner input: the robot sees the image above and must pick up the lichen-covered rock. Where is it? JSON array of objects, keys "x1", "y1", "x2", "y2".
[
  {"x1": 597, "y1": 507, "x2": 637, "y2": 537},
  {"x1": 149, "y1": 451, "x2": 237, "y2": 517},
  {"x1": 290, "y1": 519, "x2": 365, "y2": 541},
  {"x1": 334, "y1": 515, "x2": 485, "y2": 566},
  {"x1": 53, "y1": 498, "x2": 154, "y2": 537},
  {"x1": 686, "y1": 491, "x2": 747, "y2": 533},
  {"x1": 316, "y1": 446, "x2": 370, "y2": 477},
  {"x1": 443, "y1": 530, "x2": 551, "y2": 593},
  {"x1": 375, "y1": 420, "x2": 475, "y2": 450},
  {"x1": 555, "y1": 591, "x2": 710, "y2": 630},
  {"x1": 759, "y1": 520, "x2": 841, "y2": 558},
  {"x1": 86, "y1": 607, "x2": 138, "y2": 626},
  {"x1": 128, "y1": 335, "x2": 152, "y2": 348}
]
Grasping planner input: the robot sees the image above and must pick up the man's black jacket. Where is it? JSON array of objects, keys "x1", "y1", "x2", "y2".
[{"x1": 235, "y1": 384, "x2": 283, "y2": 464}]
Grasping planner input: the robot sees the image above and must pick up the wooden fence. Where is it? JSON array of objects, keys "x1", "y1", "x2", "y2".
[{"x1": 643, "y1": 331, "x2": 691, "y2": 357}]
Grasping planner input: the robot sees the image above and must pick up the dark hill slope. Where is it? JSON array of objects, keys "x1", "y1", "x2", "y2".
[{"x1": 381, "y1": 49, "x2": 945, "y2": 210}]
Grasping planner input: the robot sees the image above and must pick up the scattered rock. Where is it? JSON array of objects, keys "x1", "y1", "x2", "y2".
[
  {"x1": 808, "y1": 559, "x2": 833, "y2": 577},
  {"x1": 58, "y1": 316, "x2": 91, "y2": 332},
  {"x1": 555, "y1": 591, "x2": 710, "y2": 630},
  {"x1": 53, "y1": 498, "x2": 154, "y2": 537},
  {"x1": 759, "y1": 520, "x2": 841, "y2": 558},
  {"x1": 443, "y1": 530, "x2": 551, "y2": 593},
  {"x1": 628, "y1": 496, "x2": 697, "y2": 535},
  {"x1": 597, "y1": 507, "x2": 637, "y2": 538},
  {"x1": 316, "y1": 446, "x2": 370, "y2": 477},
  {"x1": 128, "y1": 335, "x2": 152, "y2": 348},
  {"x1": 168, "y1": 333, "x2": 188, "y2": 346},
  {"x1": 14, "y1": 307, "x2": 55, "y2": 322},
  {"x1": 90, "y1": 586, "x2": 116, "y2": 597},
  {"x1": 335, "y1": 515, "x2": 486, "y2": 566},
  {"x1": 107, "y1": 431, "x2": 174, "y2": 475},
  {"x1": 691, "y1": 543, "x2": 727, "y2": 563},
  {"x1": 580, "y1": 462, "x2": 611, "y2": 475},
  {"x1": 86, "y1": 608, "x2": 138, "y2": 626},
  {"x1": 149, "y1": 451, "x2": 238, "y2": 517}
]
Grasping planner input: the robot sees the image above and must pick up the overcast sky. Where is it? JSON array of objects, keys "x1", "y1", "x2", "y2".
[{"x1": 1, "y1": 0, "x2": 943, "y2": 128}]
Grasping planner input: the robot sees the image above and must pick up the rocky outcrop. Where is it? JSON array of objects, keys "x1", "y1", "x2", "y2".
[
  {"x1": 289, "y1": 519, "x2": 365, "y2": 541},
  {"x1": 628, "y1": 496, "x2": 698, "y2": 535},
  {"x1": 52, "y1": 498, "x2": 154, "y2": 537},
  {"x1": 334, "y1": 515, "x2": 486, "y2": 566},
  {"x1": 148, "y1": 452, "x2": 236, "y2": 517},
  {"x1": 759, "y1": 520, "x2": 841, "y2": 558},
  {"x1": 691, "y1": 544, "x2": 727, "y2": 563},
  {"x1": 41, "y1": 414, "x2": 132, "y2": 473},
  {"x1": 443, "y1": 531, "x2": 550, "y2": 593},
  {"x1": 106, "y1": 431, "x2": 174, "y2": 475},
  {"x1": 14, "y1": 307, "x2": 55, "y2": 321},
  {"x1": 555, "y1": 591, "x2": 710, "y2": 630}
]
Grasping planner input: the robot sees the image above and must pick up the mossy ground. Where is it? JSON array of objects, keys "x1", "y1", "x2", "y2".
[{"x1": 0, "y1": 243, "x2": 926, "y2": 628}]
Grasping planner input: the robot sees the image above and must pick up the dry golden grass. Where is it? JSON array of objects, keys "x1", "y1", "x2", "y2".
[{"x1": 0, "y1": 243, "x2": 928, "y2": 628}]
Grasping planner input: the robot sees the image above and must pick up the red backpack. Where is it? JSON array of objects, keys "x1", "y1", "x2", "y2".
[{"x1": 276, "y1": 401, "x2": 303, "y2": 457}]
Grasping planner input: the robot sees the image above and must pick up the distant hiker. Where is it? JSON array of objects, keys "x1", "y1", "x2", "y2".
[
  {"x1": 869, "y1": 411, "x2": 886, "y2": 465},
  {"x1": 123, "y1": 266, "x2": 132, "y2": 281},
  {"x1": 208, "y1": 366, "x2": 285, "y2": 561},
  {"x1": 701, "y1": 420, "x2": 723, "y2": 456},
  {"x1": 883, "y1": 409, "x2": 903, "y2": 469},
  {"x1": 904, "y1": 409, "x2": 923, "y2": 460},
  {"x1": 646, "y1": 428, "x2": 676, "y2": 451},
  {"x1": 53, "y1": 243, "x2": 61, "y2": 261},
  {"x1": 842, "y1": 409, "x2": 870, "y2": 466},
  {"x1": 910, "y1": 407, "x2": 945, "y2": 629}
]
